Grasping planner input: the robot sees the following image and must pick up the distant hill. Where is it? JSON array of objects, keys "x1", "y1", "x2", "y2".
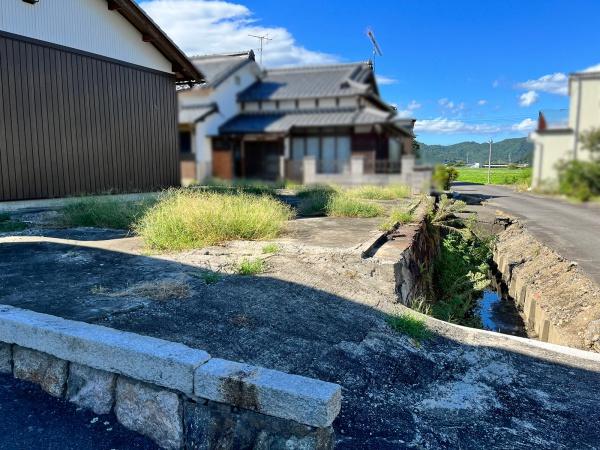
[{"x1": 418, "y1": 137, "x2": 533, "y2": 165}]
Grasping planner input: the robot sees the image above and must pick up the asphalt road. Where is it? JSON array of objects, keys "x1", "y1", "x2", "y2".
[
  {"x1": 0, "y1": 373, "x2": 157, "y2": 450},
  {"x1": 452, "y1": 182, "x2": 600, "y2": 285}
]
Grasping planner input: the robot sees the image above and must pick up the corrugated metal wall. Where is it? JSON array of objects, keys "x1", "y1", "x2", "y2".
[{"x1": 0, "y1": 33, "x2": 179, "y2": 201}]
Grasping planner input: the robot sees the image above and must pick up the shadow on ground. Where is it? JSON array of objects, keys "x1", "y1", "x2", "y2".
[{"x1": 1, "y1": 238, "x2": 599, "y2": 449}]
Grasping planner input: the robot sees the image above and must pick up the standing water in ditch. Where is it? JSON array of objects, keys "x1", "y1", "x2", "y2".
[{"x1": 475, "y1": 269, "x2": 528, "y2": 337}]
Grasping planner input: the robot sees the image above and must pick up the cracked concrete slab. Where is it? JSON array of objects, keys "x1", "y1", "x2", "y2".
[{"x1": 1, "y1": 224, "x2": 600, "y2": 448}]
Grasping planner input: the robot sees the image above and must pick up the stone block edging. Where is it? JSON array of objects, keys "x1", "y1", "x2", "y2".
[{"x1": 0, "y1": 305, "x2": 341, "y2": 449}]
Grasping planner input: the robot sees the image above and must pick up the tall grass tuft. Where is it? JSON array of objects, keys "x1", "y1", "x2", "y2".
[
  {"x1": 387, "y1": 312, "x2": 431, "y2": 342},
  {"x1": 135, "y1": 189, "x2": 293, "y2": 251},
  {"x1": 297, "y1": 185, "x2": 384, "y2": 218},
  {"x1": 62, "y1": 197, "x2": 154, "y2": 230},
  {"x1": 326, "y1": 194, "x2": 384, "y2": 218},
  {"x1": 379, "y1": 208, "x2": 414, "y2": 231},
  {"x1": 347, "y1": 184, "x2": 411, "y2": 200}
]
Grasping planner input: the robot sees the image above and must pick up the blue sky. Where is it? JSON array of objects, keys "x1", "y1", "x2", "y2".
[{"x1": 139, "y1": 0, "x2": 600, "y2": 144}]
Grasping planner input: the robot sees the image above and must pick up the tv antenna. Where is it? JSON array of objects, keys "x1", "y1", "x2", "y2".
[
  {"x1": 366, "y1": 28, "x2": 383, "y2": 71},
  {"x1": 248, "y1": 33, "x2": 273, "y2": 66}
]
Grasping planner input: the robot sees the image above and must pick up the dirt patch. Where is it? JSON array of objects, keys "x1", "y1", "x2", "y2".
[
  {"x1": 495, "y1": 223, "x2": 600, "y2": 350},
  {"x1": 109, "y1": 279, "x2": 191, "y2": 302}
]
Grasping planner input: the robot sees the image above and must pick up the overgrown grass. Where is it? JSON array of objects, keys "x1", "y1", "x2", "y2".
[
  {"x1": 195, "y1": 178, "x2": 279, "y2": 196},
  {"x1": 296, "y1": 185, "x2": 340, "y2": 216},
  {"x1": 62, "y1": 197, "x2": 154, "y2": 230},
  {"x1": 347, "y1": 184, "x2": 411, "y2": 200},
  {"x1": 135, "y1": 189, "x2": 293, "y2": 251},
  {"x1": 456, "y1": 167, "x2": 532, "y2": 185},
  {"x1": 326, "y1": 194, "x2": 384, "y2": 218},
  {"x1": 297, "y1": 185, "x2": 384, "y2": 218},
  {"x1": 430, "y1": 230, "x2": 492, "y2": 326},
  {"x1": 237, "y1": 258, "x2": 265, "y2": 275},
  {"x1": 0, "y1": 213, "x2": 27, "y2": 232},
  {"x1": 379, "y1": 208, "x2": 414, "y2": 231},
  {"x1": 387, "y1": 312, "x2": 431, "y2": 342},
  {"x1": 262, "y1": 243, "x2": 280, "y2": 254}
]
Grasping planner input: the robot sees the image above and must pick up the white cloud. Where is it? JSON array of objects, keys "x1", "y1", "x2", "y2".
[
  {"x1": 376, "y1": 75, "x2": 398, "y2": 85},
  {"x1": 415, "y1": 117, "x2": 501, "y2": 134},
  {"x1": 583, "y1": 63, "x2": 600, "y2": 73},
  {"x1": 477, "y1": 99, "x2": 487, "y2": 106},
  {"x1": 438, "y1": 98, "x2": 454, "y2": 109},
  {"x1": 519, "y1": 90, "x2": 539, "y2": 107},
  {"x1": 395, "y1": 100, "x2": 422, "y2": 118},
  {"x1": 438, "y1": 98, "x2": 466, "y2": 114},
  {"x1": 512, "y1": 118, "x2": 536, "y2": 132},
  {"x1": 518, "y1": 73, "x2": 568, "y2": 96},
  {"x1": 139, "y1": 0, "x2": 339, "y2": 67}
]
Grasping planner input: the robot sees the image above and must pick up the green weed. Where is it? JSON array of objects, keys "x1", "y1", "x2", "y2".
[
  {"x1": 237, "y1": 258, "x2": 265, "y2": 276},
  {"x1": 262, "y1": 243, "x2": 280, "y2": 254},
  {"x1": 387, "y1": 312, "x2": 432, "y2": 342}
]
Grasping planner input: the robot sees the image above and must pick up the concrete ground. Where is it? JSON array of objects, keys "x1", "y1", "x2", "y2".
[
  {"x1": 452, "y1": 182, "x2": 600, "y2": 285},
  {"x1": 1, "y1": 215, "x2": 600, "y2": 449}
]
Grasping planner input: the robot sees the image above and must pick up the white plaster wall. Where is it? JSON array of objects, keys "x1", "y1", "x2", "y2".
[
  {"x1": 319, "y1": 98, "x2": 336, "y2": 108},
  {"x1": 298, "y1": 99, "x2": 316, "y2": 109},
  {"x1": 279, "y1": 100, "x2": 295, "y2": 110},
  {"x1": 262, "y1": 101, "x2": 278, "y2": 111},
  {"x1": 569, "y1": 77, "x2": 600, "y2": 158},
  {"x1": 530, "y1": 132, "x2": 574, "y2": 188},
  {"x1": 244, "y1": 102, "x2": 261, "y2": 112},
  {"x1": 178, "y1": 62, "x2": 260, "y2": 180},
  {"x1": 339, "y1": 97, "x2": 357, "y2": 108},
  {"x1": 0, "y1": 0, "x2": 171, "y2": 72}
]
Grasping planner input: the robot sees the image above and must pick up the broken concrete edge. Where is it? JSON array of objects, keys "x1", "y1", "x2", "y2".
[
  {"x1": 357, "y1": 196, "x2": 430, "y2": 258},
  {"x1": 0, "y1": 305, "x2": 341, "y2": 429}
]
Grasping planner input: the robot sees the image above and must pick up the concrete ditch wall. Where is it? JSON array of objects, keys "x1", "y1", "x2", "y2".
[
  {"x1": 366, "y1": 205, "x2": 439, "y2": 306},
  {"x1": 0, "y1": 305, "x2": 341, "y2": 449},
  {"x1": 493, "y1": 223, "x2": 600, "y2": 351}
]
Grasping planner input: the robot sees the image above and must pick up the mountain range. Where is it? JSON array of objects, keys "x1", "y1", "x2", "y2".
[{"x1": 417, "y1": 137, "x2": 533, "y2": 165}]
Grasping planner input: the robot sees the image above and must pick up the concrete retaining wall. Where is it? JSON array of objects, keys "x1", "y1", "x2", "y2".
[
  {"x1": 493, "y1": 223, "x2": 600, "y2": 351},
  {"x1": 0, "y1": 305, "x2": 341, "y2": 449},
  {"x1": 364, "y1": 201, "x2": 439, "y2": 305}
]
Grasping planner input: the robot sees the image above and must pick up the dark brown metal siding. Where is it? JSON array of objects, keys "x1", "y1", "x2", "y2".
[{"x1": 0, "y1": 33, "x2": 179, "y2": 201}]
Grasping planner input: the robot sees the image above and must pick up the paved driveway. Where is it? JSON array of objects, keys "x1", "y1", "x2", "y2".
[{"x1": 452, "y1": 182, "x2": 600, "y2": 285}]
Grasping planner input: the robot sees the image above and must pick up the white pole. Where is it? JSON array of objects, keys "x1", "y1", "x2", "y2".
[{"x1": 487, "y1": 139, "x2": 493, "y2": 184}]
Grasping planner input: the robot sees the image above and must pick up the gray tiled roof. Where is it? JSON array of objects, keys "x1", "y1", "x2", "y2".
[
  {"x1": 179, "y1": 103, "x2": 218, "y2": 124},
  {"x1": 190, "y1": 51, "x2": 255, "y2": 89},
  {"x1": 218, "y1": 107, "x2": 400, "y2": 134},
  {"x1": 237, "y1": 63, "x2": 375, "y2": 101}
]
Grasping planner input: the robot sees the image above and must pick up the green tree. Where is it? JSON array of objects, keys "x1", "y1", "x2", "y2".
[{"x1": 580, "y1": 127, "x2": 600, "y2": 160}]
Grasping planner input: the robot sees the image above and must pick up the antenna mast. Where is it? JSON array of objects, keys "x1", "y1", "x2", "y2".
[
  {"x1": 248, "y1": 33, "x2": 273, "y2": 66},
  {"x1": 366, "y1": 28, "x2": 383, "y2": 71}
]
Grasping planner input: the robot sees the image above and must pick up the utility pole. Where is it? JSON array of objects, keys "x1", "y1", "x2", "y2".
[
  {"x1": 248, "y1": 34, "x2": 272, "y2": 66},
  {"x1": 466, "y1": 152, "x2": 469, "y2": 165},
  {"x1": 487, "y1": 139, "x2": 493, "y2": 184}
]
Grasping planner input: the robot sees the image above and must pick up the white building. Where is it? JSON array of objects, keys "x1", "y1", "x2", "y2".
[
  {"x1": 530, "y1": 71, "x2": 599, "y2": 188},
  {"x1": 178, "y1": 51, "x2": 261, "y2": 183}
]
